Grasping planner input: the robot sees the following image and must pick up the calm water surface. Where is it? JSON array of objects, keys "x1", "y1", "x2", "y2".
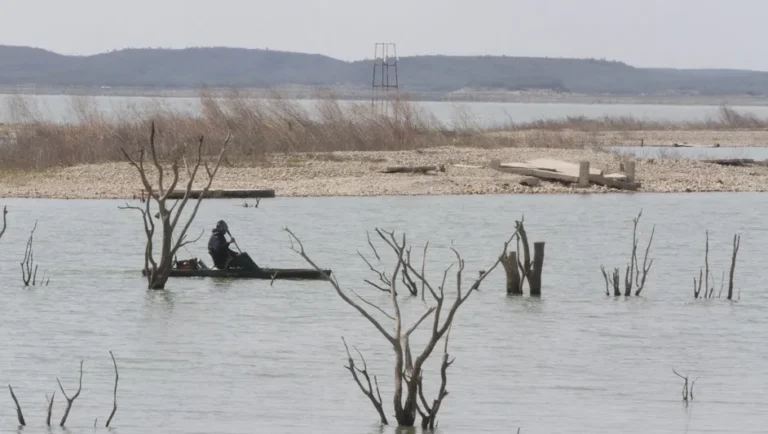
[
  {"x1": 3, "y1": 94, "x2": 768, "y2": 126},
  {"x1": 609, "y1": 146, "x2": 768, "y2": 160},
  {"x1": 0, "y1": 193, "x2": 766, "y2": 433}
]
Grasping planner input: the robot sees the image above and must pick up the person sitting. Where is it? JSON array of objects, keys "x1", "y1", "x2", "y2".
[{"x1": 207, "y1": 220, "x2": 260, "y2": 271}]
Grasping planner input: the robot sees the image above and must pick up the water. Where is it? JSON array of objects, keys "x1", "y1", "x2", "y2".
[
  {"x1": 0, "y1": 193, "x2": 766, "y2": 433},
  {"x1": 609, "y1": 146, "x2": 768, "y2": 160},
  {"x1": 3, "y1": 94, "x2": 768, "y2": 127}
]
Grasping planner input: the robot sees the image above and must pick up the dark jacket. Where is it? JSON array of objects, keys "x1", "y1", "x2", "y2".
[{"x1": 208, "y1": 228, "x2": 237, "y2": 269}]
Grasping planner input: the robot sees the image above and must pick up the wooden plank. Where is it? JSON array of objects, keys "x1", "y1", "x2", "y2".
[
  {"x1": 526, "y1": 158, "x2": 603, "y2": 176},
  {"x1": 494, "y1": 165, "x2": 579, "y2": 183}
]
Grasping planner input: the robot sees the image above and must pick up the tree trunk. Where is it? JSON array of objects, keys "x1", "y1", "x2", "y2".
[
  {"x1": 501, "y1": 252, "x2": 522, "y2": 295},
  {"x1": 529, "y1": 242, "x2": 545, "y2": 296}
]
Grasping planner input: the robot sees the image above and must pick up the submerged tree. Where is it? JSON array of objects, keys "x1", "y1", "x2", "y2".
[
  {"x1": 286, "y1": 227, "x2": 513, "y2": 428},
  {"x1": 600, "y1": 210, "x2": 655, "y2": 297},
  {"x1": 693, "y1": 230, "x2": 741, "y2": 300},
  {"x1": 120, "y1": 122, "x2": 230, "y2": 290}
]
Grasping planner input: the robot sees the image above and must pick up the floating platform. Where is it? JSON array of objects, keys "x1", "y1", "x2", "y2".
[{"x1": 139, "y1": 188, "x2": 276, "y2": 199}]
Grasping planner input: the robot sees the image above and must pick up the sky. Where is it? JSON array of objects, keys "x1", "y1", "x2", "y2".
[{"x1": 0, "y1": 0, "x2": 765, "y2": 70}]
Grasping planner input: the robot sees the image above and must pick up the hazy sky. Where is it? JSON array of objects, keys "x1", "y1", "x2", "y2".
[{"x1": 1, "y1": 0, "x2": 765, "y2": 70}]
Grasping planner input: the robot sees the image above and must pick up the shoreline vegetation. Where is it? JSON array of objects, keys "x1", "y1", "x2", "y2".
[{"x1": 2, "y1": 92, "x2": 768, "y2": 199}]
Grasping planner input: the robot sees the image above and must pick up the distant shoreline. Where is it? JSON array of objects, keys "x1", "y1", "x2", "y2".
[{"x1": 4, "y1": 86, "x2": 768, "y2": 106}]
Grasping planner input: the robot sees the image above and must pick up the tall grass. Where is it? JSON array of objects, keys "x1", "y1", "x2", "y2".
[{"x1": 1, "y1": 92, "x2": 767, "y2": 171}]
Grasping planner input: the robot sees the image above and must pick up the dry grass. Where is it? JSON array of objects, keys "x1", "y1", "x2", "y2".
[
  {"x1": 1, "y1": 91, "x2": 768, "y2": 171},
  {"x1": 490, "y1": 106, "x2": 768, "y2": 132}
]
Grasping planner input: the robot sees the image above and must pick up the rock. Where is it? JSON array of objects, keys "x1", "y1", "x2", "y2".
[{"x1": 519, "y1": 176, "x2": 540, "y2": 187}]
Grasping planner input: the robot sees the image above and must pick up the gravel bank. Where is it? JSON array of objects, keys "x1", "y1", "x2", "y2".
[{"x1": 2, "y1": 146, "x2": 768, "y2": 199}]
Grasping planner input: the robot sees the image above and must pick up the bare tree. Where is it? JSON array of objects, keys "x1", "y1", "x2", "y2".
[
  {"x1": 693, "y1": 231, "x2": 741, "y2": 300},
  {"x1": 120, "y1": 121, "x2": 230, "y2": 290},
  {"x1": 19, "y1": 220, "x2": 50, "y2": 286},
  {"x1": 285, "y1": 227, "x2": 513, "y2": 427},
  {"x1": 601, "y1": 210, "x2": 655, "y2": 296}
]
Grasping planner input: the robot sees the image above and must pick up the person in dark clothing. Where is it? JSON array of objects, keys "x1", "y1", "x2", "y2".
[{"x1": 207, "y1": 220, "x2": 260, "y2": 271}]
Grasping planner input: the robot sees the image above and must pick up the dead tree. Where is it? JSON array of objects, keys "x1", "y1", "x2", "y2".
[
  {"x1": 693, "y1": 231, "x2": 741, "y2": 300},
  {"x1": 120, "y1": 121, "x2": 230, "y2": 290},
  {"x1": 20, "y1": 221, "x2": 50, "y2": 286},
  {"x1": 501, "y1": 217, "x2": 545, "y2": 296},
  {"x1": 672, "y1": 368, "x2": 698, "y2": 404},
  {"x1": 601, "y1": 210, "x2": 655, "y2": 296},
  {"x1": 285, "y1": 227, "x2": 513, "y2": 427}
]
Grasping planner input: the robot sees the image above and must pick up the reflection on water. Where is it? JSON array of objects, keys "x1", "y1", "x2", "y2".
[{"x1": 0, "y1": 194, "x2": 767, "y2": 433}]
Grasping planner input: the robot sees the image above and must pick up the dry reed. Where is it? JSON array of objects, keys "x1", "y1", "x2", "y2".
[{"x1": 0, "y1": 91, "x2": 766, "y2": 171}]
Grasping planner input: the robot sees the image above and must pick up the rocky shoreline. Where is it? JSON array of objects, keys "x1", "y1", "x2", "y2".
[{"x1": 2, "y1": 146, "x2": 768, "y2": 199}]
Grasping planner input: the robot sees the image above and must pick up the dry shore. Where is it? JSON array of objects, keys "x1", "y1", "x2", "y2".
[{"x1": 2, "y1": 143, "x2": 768, "y2": 199}]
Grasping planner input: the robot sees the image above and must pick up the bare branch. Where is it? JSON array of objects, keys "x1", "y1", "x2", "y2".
[
  {"x1": 106, "y1": 351, "x2": 119, "y2": 427},
  {"x1": 342, "y1": 337, "x2": 387, "y2": 425},
  {"x1": 57, "y1": 360, "x2": 84, "y2": 427},
  {"x1": 728, "y1": 233, "x2": 741, "y2": 300},
  {"x1": 0, "y1": 205, "x2": 7, "y2": 241},
  {"x1": 285, "y1": 228, "x2": 396, "y2": 345},
  {"x1": 8, "y1": 385, "x2": 25, "y2": 426},
  {"x1": 46, "y1": 391, "x2": 54, "y2": 427}
]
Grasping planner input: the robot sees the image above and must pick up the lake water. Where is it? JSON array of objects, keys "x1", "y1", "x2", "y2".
[
  {"x1": 609, "y1": 146, "x2": 768, "y2": 160},
  {"x1": 3, "y1": 94, "x2": 768, "y2": 127},
  {"x1": 0, "y1": 193, "x2": 766, "y2": 434}
]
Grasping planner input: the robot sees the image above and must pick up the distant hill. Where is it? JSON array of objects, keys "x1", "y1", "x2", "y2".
[{"x1": 2, "y1": 45, "x2": 768, "y2": 96}]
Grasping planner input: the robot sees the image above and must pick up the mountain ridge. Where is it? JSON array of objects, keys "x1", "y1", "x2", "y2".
[{"x1": 2, "y1": 45, "x2": 768, "y2": 96}]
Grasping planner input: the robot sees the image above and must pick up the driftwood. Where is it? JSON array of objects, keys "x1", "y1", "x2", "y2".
[
  {"x1": 380, "y1": 165, "x2": 446, "y2": 174},
  {"x1": 119, "y1": 121, "x2": 230, "y2": 290},
  {"x1": 704, "y1": 158, "x2": 768, "y2": 167},
  {"x1": 285, "y1": 227, "x2": 512, "y2": 427},
  {"x1": 601, "y1": 210, "x2": 655, "y2": 297},
  {"x1": 501, "y1": 218, "x2": 545, "y2": 296}
]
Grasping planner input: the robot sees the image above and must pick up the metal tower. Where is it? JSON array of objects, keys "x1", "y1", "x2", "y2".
[{"x1": 372, "y1": 43, "x2": 399, "y2": 112}]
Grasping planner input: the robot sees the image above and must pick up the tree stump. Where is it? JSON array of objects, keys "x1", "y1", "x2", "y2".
[
  {"x1": 529, "y1": 242, "x2": 545, "y2": 297},
  {"x1": 501, "y1": 251, "x2": 522, "y2": 295}
]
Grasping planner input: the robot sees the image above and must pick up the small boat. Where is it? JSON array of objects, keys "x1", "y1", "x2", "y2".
[{"x1": 142, "y1": 258, "x2": 332, "y2": 281}]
